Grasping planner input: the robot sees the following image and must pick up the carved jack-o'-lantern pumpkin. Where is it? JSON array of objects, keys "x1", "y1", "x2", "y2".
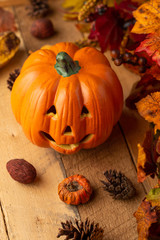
[{"x1": 11, "y1": 42, "x2": 123, "y2": 154}]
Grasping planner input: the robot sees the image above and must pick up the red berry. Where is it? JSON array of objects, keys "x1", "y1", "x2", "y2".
[
  {"x1": 123, "y1": 52, "x2": 132, "y2": 62},
  {"x1": 111, "y1": 49, "x2": 120, "y2": 59},
  {"x1": 131, "y1": 55, "x2": 139, "y2": 64},
  {"x1": 114, "y1": 58, "x2": 123, "y2": 66},
  {"x1": 138, "y1": 57, "x2": 147, "y2": 66}
]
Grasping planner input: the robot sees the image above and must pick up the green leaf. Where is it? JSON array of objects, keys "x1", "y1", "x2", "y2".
[{"x1": 146, "y1": 188, "x2": 160, "y2": 201}]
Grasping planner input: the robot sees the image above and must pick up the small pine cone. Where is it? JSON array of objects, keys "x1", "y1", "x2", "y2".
[
  {"x1": 101, "y1": 170, "x2": 136, "y2": 200},
  {"x1": 7, "y1": 69, "x2": 20, "y2": 91},
  {"x1": 57, "y1": 218, "x2": 104, "y2": 240},
  {"x1": 26, "y1": 0, "x2": 50, "y2": 18}
]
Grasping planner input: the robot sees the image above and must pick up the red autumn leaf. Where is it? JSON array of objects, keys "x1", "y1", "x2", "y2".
[
  {"x1": 115, "y1": 0, "x2": 138, "y2": 20},
  {"x1": 134, "y1": 199, "x2": 158, "y2": 240},
  {"x1": 136, "y1": 30, "x2": 160, "y2": 67},
  {"x1": 0, "y1": 8, "x2": 16, "y2": 33},
  {"x1": 126, "y1": 74, "x2": 160, "y2": 110},
  {"x1": 137, "y1": 127, "x2": 157, "y2": 183},
  {"x1": 89, "y1": 8, "x2": 123, "y2": 52}
]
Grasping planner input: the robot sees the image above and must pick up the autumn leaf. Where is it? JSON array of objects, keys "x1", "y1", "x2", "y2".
[
  {"x1": 75, "y1": 22, "x2": 91, "y2": 33},
  {"x1": 134, "y1": 199, "x2": 158, "y2": 240},
  {"x1": 126, "y1": 74, "x2": 160, "y2": 110},
  {"x1": 136, "y1": 92, "x2": 160, "y2": 130},
  {"x1": 147, "y1": 187, "x2": 160, "y2": 203},
  {"x1": 0, "y1": 8, "x2": 16, "y2": 32},
  {"x1": 132, "y1": 0, "x2": 160, "y2": 34},
  {"x1": 89, "y1": 7, "x2": 123, "y2": 52},
  {"x1": 136, "y1": 30, "x2": 160, "y2": 67},
  {"x1": 115, "y1": 0, "x2": 138, "y2": 20},
  {"x1": 62, "y1": 0, "x2": 84, "y2": 20},
  {"x1": 148, "y1": 65, "x2": 160, "y2": 81},
  {"x1": 137, "y1": 128, "x2": 157, "y2": 183}
]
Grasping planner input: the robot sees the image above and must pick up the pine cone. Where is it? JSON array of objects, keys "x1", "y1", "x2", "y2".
[
  {"x1": 57, "y1": 218, "x2": 104, "y2": 240},
  {"x1": 26, "y1": 0, "x2": 50, "y2": 18},
  {"x1": 101, "y1": 170, "x2": 136, "y2": 200},
  {"x1": 7, "y1": 69, "x2": 20, "y2": 91}
]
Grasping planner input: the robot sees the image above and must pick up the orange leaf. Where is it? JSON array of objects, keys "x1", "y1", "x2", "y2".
[
  {"x1": 137, "y1": 128, "x2": 157, "y2": 183},
  {"x1": 134, "y1": 199, "x2": 158, "y2": 240},
  {"x1": 126, "y1": 74, "x2": 160, "y2": 110},
  {"x1": 132, "y1": 0, "x2": 160, "y2": 34},
  {"x1": 0, "y1": 8, "x2": 16, "y2": 33},
  {"x1": 75, "y1": 22, "x2": 91, "y2": 33},
  {"x1": 136, "y1": 92, "x2": 160, "y2": 130}
]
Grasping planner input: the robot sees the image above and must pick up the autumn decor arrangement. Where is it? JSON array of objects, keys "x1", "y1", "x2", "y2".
[
  {"x1": 58, "y1": 174, "x2": 92, "y2": 205},
  {"x1": 61, "y1": 0, "x2": 160, "y2": 238},
  {"x1": 11, "y1": 41, "x2": 123, "y2": 154},
  {"x1": 4, "y1": 0, "x2": 160, "y2": 238},
  {"x1": 57, "y1": 218, "x2": 104, "y2": 239}
]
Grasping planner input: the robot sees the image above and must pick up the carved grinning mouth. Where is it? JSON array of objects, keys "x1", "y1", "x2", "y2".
[{"x1": 40, "y1": 131, "x2": 94, "y2": 150}]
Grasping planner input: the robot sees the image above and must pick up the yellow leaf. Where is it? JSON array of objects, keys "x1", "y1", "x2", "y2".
[
  {"x1": 0, "y1": 32, "x2": 20, "y2": 68},
  {"x1": 62, "y1": 0, "x2": 84, "y2": 20},
  {"x1": 132, "y1": 0, "x2": 160, "y2": 34}
]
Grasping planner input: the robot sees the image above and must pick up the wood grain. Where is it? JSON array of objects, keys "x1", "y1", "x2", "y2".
[
  {"x1": 0, "y1": 202, "x2": 8, "y2": 240},
  {"x1": 14, "y1": 0, "x2": 82, "y2": 52},
  {"x1": 61, "y1": 125, "x2": 145, "y2": 239},
  {"x1": 0, "y1": 0, "x2": 28, "y2": 7}
]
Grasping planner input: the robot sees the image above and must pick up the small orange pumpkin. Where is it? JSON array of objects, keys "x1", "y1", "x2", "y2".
[
  {"x1": 11, "y1": 42, "x2": 123, "y2": 154},
  {"x1": 58, "y1": 174, "x2": 92, "y2": 205}
]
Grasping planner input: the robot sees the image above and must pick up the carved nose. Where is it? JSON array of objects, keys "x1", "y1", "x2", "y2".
[{"x1": 63, "y1": 126, "x2": 72, "y2": 135}]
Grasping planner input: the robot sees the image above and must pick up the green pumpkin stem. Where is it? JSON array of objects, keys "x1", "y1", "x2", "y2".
[{"x1": 54, "y1": 51, "x2": 81, "y2": 77}]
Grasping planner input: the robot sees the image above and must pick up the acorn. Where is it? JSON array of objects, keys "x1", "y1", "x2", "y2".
[{"x1": 30, "y1": 18, "x2": 54, "y2": 39}]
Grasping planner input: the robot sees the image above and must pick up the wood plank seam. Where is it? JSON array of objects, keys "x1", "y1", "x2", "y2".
[
  {"x1": 118, "y1": 122, "x2": 148, "y2": 195},
  {"x1": 0, "y1": 201, "x2": 10, "y2": 240}
]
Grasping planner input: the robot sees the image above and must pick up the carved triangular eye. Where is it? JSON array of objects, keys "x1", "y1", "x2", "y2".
[
  {"x1": 81, "y1": 106, "x2": 90, "y2": 118},
  {"x1": 47, "y1": 105, "x2": 56, "y2": 114}
]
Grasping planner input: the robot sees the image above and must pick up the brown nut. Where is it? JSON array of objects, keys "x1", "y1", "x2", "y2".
[
  {"x1": 30, "y1": 18, "x2": 54, "y2": 39},
  {"x1": 6, "y1": 159, "x2": 37, "y2": 184}
]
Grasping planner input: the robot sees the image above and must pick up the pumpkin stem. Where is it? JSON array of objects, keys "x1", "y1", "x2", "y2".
[{"x1": 54, "y1": 51, "x2": 81, "y2": 77}]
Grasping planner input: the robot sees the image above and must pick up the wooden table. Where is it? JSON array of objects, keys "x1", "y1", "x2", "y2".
[{"x1": 0, "y1": 1, "x2": 155, "y2": 239}]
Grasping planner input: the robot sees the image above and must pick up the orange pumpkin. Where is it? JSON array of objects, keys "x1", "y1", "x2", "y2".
[
  {"x1": 11, "y1": 42, "x2": 123, "y2": 154},
  {"x1": 58, "y1": 174, "x2": 92, "y2": 205}
]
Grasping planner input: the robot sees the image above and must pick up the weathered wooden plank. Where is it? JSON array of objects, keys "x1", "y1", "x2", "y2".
[
  {"x1": 0, "y1": 6, "x2": 80, "y2": 240},
  {"x1": 0, "y1": 0, "x2": 28, "y2": 7},
  {"x1": 61, "y1": 124, "x2": 145, "y2": 239},
  {"x1": 0, "y1": 202, "x2": 8, "y2": 240},
  {"x1": 14, "y1": 0, "x2": 82, "y2": 52}
]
